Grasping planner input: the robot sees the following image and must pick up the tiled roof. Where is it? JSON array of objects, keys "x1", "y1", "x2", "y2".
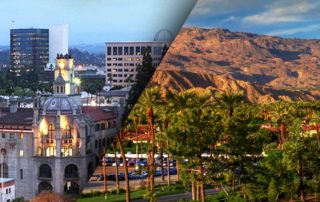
[
  {"x1": 82, "y1": 106, "x2": 117, "y2": 122},
  {"x1": 0, "y1": 108, "x2": 33, "y2": 125}
]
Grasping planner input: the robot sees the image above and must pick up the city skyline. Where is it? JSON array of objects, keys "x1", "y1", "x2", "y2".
[
  {"x1": 187, "y1": 0, "x2": 320, "y2": 39},
  {"x1": 0, "y1": 0, "x2": 197, "y2": 46}
]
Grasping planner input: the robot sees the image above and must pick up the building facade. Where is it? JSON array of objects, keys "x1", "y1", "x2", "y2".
[
  {"x1": 105, "y1": 29, "x2": 174, "y2": 88},
  {"x1": 0, "y1": 55, "x2": 118, "y2": 200},
  {"x1": 10, "y1": 29, "x2": 49, "y2": 76},
  {"x1": 49, "y1": 25, "x2": 68, "y2": 66},
  {"x1": 105, "y1": 41, "x2": 166, "y2": 87}
]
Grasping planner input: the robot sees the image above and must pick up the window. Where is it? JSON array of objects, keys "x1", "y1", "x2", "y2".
[
  {"x1": 20, "y1": 169, "x2": 23, "y2": 179},
  {"x1": 107, "y1": 47, "x2": 112, "y2": 55},
  {"x1": 64, "y1": 125, "x2": 72, "y2": 139},
  {"x1": 9, "y1": 133, "x2": 15, "y2": 139},
  {"x1": 19, "y1": 150, "x2": 24, "y2": 157},
  {"x1": 136, "y1": 46, "x2": 141, "y2": 55},
  {"x1": 64, "y1": 164, "x2": 79, "y2": 179},
  {"x1": 118, "y1": 47, "x2": 123, "y2": 55},
  {"x1": 101, "y1": 123, "x2": 105, "y2": 130},
  {"x1": 95, "y1": 140, "x2": 98, "y2": 149},
  {"x1": 39, "y1": 164, "x2": 52, "y2": 178},
  {"x1": 113, "y1": 47, "x2": 117, "y2": 55},
  {"x1": 124, "y1": 47, "x2": 129, "y2": 55},
  {"x1": 129, "y1": 46, "x2": 134, "y2": 55},
  {"x1": 1, "y1": 133, "x2": 5, "y2": 138},
  {"x1": 48, "y1": 124, "x2": 55, "y2": 139},
  {"x1": 0, "y1": 163, "x2": 8, "y2": 178},
  {"x1": 19, "y1": 133, "x2": 24, "y2": 139},
  {"x1": 1, "y1": 148, "x2": 6, "y2": 155}
]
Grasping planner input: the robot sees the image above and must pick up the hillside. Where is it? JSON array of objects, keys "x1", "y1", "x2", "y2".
[{"x1": 152, "y1": 28, "x2": 320, "y2": 102}]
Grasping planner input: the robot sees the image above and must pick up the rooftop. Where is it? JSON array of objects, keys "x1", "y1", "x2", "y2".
[
  {"x1": 0, "y1": 108, "x2": 33, "y2": 125},
  {"x1": 82, "y1": 106, "x2": 117, "y2": 122}
]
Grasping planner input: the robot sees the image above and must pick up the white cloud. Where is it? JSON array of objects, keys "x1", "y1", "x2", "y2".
[
  {"x1": 243, "y1": 1, "x2": 320, "y2": 25},
  {"x1": 191, "y1": 0, "x2": 264, "y2": 16},
  {"x1": 267, "y1": 24, "x2": 320, "y2": 36}
]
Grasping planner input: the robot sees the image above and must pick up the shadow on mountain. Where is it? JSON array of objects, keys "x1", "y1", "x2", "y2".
[{"x1": 269, "y1": 49, "x2": 301, "y2": 61}]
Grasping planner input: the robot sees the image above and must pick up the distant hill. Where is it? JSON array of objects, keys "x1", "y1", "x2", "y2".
[
  {"x1": 70, "y1": 44, "x2": 105, "y2": 54},
  {"x1": 69, "y1": 48, "x2": 105, "y2": 67},
  {"x1": 151, "y1": 27, "x2": 320, "y2": 103}
]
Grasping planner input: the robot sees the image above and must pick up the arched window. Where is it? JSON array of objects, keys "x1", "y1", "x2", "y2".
[
  {"x1": 38, "y1": 181, "x2": 53, "y2": 193},
  {"x1": 48, "y1": 124, "x2": 55, "y2": 139},
  {"x1": 64, "y1": 164, "x2": 78, "y2": 179},
  {"x1": 0, "y1": 163, "x2": 9, "y2": 178},
  {"x1": 0, "y1": 148, "x2": 6, "y2": 155},
  {"x1": 39, "y1": 164, "x2": 52, "y2": 178},
  {"x1": 64, "y1": 125, "x2": 72, "y2": 139}
]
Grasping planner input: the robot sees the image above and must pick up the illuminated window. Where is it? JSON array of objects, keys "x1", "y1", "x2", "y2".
[
  {"x1": 48, "y1": 124, "x2": 55, "y2": 139},
  {"x1": 64, "y1": 125, "x2": 72, "y2": 139},
  {"x1": 19, "y1": 150, "x2": 24, "y2": 157}
]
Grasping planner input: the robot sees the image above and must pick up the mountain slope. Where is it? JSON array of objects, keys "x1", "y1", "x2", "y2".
[{"x1": 152, "y1": 28, "x2": 320, "y2": 102}]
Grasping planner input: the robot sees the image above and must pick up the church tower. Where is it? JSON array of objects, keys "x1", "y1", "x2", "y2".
[{"x1": 54, "y1": 54, "x2": 76, "y2": 95}]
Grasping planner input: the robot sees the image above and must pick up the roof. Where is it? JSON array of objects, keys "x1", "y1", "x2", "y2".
[
  {"x1": 0, "y1": 108, "x2": 33, "y2": 125},
  {"x1": 82, "y1": 106, "x2": 117, "y2": 122},
  {"x1": 103, "y1": 91, "x2": 128, "y2": 97}
]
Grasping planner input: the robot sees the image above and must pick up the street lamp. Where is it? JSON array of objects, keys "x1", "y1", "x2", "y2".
[
  {"x1": 102, "y1": 156, "x2": 107, "y2": 200},
  {"x1": 0, "y1": 149, "x2": 5, "y2": 202}
]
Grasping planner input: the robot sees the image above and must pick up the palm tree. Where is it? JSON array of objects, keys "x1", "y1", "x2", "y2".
[
  {"x1": 135, "y1": 86, "x2": 163, "y2": 197},
  {"x1": 215, "y1": 90, "x2": 245, "y2": 117},
  {"x1": 116, "y1": 130, "x2": 130, "y2": 202}
]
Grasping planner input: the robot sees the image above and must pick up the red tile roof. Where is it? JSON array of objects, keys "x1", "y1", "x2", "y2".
[{"x1": 82, "y1": 106, "x2": 117, "y2": 122}]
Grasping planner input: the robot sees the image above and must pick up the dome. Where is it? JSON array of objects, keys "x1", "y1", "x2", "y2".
[
  {"x1": 154, "y1": 29, "x2": 174, "y2": 42},
  {"x1": 42, "y1": 95, "x2": 81, "y2": 115}
]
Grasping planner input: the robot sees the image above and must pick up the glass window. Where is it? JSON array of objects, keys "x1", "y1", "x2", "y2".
[
  {"x1": 113, "y1": 47, "x2": 117, "y2": 55},
  {"x1": 129, "y1": 46, "x2": 134, "y2": 55},
  {"x1": 107, "y1": 47, "x2": 111, "y2": 55},
  {"x1": 124, "y1": 47, "x2": 129, "y2": 55},
  {"x1": 136, "y1": 46, "x2": 141, "y2": 55},
  {"x1": 118, "y1": 47, "x2": 123, "y2": 55}
]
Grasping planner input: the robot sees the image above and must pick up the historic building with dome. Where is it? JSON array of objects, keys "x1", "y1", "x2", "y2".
[{"x1": 0, "y1": 55, "x2": 119, "y2": 200}]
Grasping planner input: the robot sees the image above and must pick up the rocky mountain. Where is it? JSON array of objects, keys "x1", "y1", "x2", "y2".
[{"x1": 152, "y1": 27, "x2": 320, "y2": 103}]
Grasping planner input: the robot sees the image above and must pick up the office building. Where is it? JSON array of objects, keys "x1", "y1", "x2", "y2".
[
  {"x1": 49, "y1": 25, "x2": 68, "y2": 66},
  {"x1": 105, "y1": 29, "x2": 174, "y2": 87},
  {"x1": 10, "y1": 29, "x2": 49, "y2": 76}
]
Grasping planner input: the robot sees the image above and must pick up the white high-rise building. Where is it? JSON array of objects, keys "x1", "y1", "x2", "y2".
[
  {"x1": 105, "y1": 29, "x2": 174, "y2": 87},
  {"x1": 49, "y1": 24, "x2": 69, "y2": 66}
]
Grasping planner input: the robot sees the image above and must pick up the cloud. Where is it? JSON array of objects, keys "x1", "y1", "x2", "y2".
[
  {"x1": 267, "y1": 24, "x2": 320, "y2": 36},
  {"x1": 191, "y1": 0, "x2": 264, "y2": 16},
  {"x1": 243, "y1": 1, "x2": 320, "y2": 25}
]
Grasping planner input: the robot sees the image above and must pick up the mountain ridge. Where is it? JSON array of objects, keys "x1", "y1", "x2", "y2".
[{"x1": 152, "y1": 27, "x2": 320, "y2": 103}]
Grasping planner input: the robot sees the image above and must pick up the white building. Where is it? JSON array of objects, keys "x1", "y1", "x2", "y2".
[
  {"x1": 105, "y1": 29, "x2": 174, "y2": 87},
  {"x1": 0, "y1": 178, "x2": 15, "y2": 202},
  {"x1": 49, "y1": 25, "x2": 69, "y2": 66}
]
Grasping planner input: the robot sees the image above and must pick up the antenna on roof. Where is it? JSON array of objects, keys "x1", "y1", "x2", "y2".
[{"x1": 11, "y1": 20, "x2": 15, "y2": 29}]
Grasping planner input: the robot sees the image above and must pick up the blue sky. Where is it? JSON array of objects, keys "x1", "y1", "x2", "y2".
[
  {"x1": 0, "y1": 0, "x2": 197, "y2": 45},
  {"x1": 187, "y1": 0, "x2": 320, "y2": 39}
]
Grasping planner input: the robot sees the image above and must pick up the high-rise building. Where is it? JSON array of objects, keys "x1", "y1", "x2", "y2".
[
  {"x1": 10, "y1": 29, "x2": 49, "y2": 76},
  {"x1": 105, "y1": 29, "x2": 174, "y2": 87},
  {"x1": 49, "y1": 25, "x2": 68, "y2": 66}
]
